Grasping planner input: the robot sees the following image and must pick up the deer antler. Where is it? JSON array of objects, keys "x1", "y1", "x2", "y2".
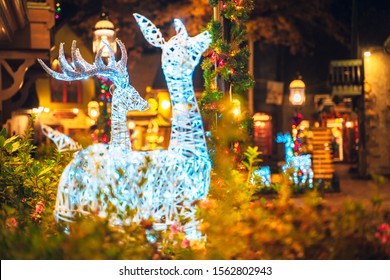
[{"x1": 37, "y1": 39, "x2": 129, "y2": 84}]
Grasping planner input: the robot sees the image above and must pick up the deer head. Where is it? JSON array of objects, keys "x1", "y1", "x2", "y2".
[
  {"x1": 133, "y1": 13, "x2": 211, "y2": 78},
  {"x1": 37, "y1": 39, "x2": 149, "y2": 112}
]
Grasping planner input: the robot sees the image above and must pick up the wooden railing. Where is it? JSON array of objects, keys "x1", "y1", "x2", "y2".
[{"x1": 329, "y1": 59, "x2": 363, "y2": 96}]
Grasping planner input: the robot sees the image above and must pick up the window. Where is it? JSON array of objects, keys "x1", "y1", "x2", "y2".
[{"x1": 50, "y1": 59, "x2": 82, "y2": 104}]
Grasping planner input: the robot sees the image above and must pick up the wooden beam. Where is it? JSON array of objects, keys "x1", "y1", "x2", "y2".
[{"x1": 0, "y1": 57, "x2": 35, "y2": 103}]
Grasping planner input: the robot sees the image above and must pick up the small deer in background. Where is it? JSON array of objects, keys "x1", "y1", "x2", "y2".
[
  {"x1": 41, "y1": 124, "x2": 82, "y2": 153},
  {"x1": 276, "y1": 133, "x2": 313, "y2": 187}
]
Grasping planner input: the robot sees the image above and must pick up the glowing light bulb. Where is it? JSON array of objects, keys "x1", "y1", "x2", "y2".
[
  {"x1": 90, "y1": 109, "x2": 98, "y2": 118},
  {"x1": 161, "y1": 100, "x2": 171, "y2": 110},
  {"x1": 128, "y1": 121, "x2": 136, "y2": 130}
]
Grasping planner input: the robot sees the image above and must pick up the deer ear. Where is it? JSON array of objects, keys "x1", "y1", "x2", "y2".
[
  {"x1": 133, "y1": 13, "x2": 165, "y2": 48},
  {"x1": 193, "y1": 30, "x2": 212, "y2": 50},
  {"x1": 173, "y1": 19, "x2": 188, "y2": 38}
]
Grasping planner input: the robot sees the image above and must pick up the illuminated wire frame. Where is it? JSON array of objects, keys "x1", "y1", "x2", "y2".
[
  {"x1": 39, "y1": 17, "x2": 211, "y2": 239},
  {"x1": 134, "y1": 14, "x2": 212, "y2": 237},
  {"x1": 276, "y1": 133, "x2": 313, "y2": 187},
  {"x1": 38, "y1": 40, "x2": 150, "y2": 151},
  {"x1": 134, "y1": 13, "x2": 211, "y2": 160},
  {"x1": 41, "y1": 124, "x2": 82, "y2": 153}
]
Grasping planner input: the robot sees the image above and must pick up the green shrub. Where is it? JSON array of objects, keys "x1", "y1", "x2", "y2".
[{"x1": 1, "y1": 133, "x2": 389, "y2": 260}]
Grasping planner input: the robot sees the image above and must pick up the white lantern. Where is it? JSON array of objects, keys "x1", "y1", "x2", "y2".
[
  {"x1": 93, "y1": 11, "x2": 116, "y2": 57},
  {"x1": 289, "y1": 78, "x2": 306, "y2": 106},
  {"x1": 88, "y1": 101, "x2": 100, "y2": 120}
]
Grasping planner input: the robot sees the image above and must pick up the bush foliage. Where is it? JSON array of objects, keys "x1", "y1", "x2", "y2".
[{"x1": 0, "y1": 128, "x2": 389, "y2": 260}]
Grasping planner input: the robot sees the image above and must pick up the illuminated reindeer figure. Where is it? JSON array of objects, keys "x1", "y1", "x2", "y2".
[
  {"x1": 38, "y1": 40, "x2": 150, "y2": 223},
  {"x1": 38, "y1": 40, "x2": 149, "y2": 150},
  {"x1": 276, "y1": 133, "x2": 313, "y2": 187},
  {"x1": 39, "y1": 17, "x2": 211, "y2": 238},
  {"x1": 41, "y1": 124, "x2": 82, "y2": 153},
  {"x1": 133, "y1": 13, "x2": 211, "y2": 161},
  {"x1": 133, "y1": 14, "x2": 212, "y2": 236}
]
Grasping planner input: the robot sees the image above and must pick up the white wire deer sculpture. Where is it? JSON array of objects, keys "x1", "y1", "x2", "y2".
[
  {"x1": 38, "y1": 16, "x2": 212, "y2": 239},
  {"x1": 133, "y1": 14, "x2": 212, "y2": 236},
  {"x1": 41, "y1": 124, "x2": 82, "y2": 153},
  {"x1": 276, "y1": 133, "x2": 313, "y2": 187}
]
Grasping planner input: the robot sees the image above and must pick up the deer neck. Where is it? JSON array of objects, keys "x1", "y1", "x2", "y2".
[
  {"x1": 110, "y1": 88, "x2": 132, "y2": 151},
  {"x1": 165, "y1": 73, "x2": 208, "y2": 159}
]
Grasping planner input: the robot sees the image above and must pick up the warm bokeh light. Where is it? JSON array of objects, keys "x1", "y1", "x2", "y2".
[
  {"x1": 128, "y1": 121, "x2": 135, "y2": 130},
  {"x1": 89, "y1": 109, "x2": 98, "y2": 118},
  {"x1": 161, "y1": 100, "x2": 171, "y2": 110}
]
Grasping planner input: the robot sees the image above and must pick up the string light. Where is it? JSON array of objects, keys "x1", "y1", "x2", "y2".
[{"x1": 55, "y1": 1, "x2": 62, "y2": 20}]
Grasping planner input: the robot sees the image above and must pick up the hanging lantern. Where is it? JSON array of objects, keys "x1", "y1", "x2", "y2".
[
  {"x1": 289, "y1": 77, "x2": 306, "y2": 106},
  {"x1": 93, "y1": 9, "x2": 116, "y2": 57},
  {"x1": 88, "y1": 101, "x2": 100, "y2": 121}
]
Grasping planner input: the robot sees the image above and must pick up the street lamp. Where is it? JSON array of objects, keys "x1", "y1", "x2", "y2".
[
  {"x1": 289, "y1": 76, "x2": 306, "y2": 106},
  {"x1": 93, "y1": 9, "x2": 116, "y2": 57}
]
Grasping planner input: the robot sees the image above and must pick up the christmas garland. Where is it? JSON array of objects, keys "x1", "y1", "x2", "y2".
[{"x1": 201, "y1": 0, "x2": 255, "y2": 165}]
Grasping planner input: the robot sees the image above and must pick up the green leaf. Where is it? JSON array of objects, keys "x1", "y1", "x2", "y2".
[
  {"x1": 11, "y1": 142, "x2": 21, "y2": 153},
  {"x1": 4, "y1": 135, "x2": 19, "y2": 146},
  {"x1": 38, "y1": 166, "x2": 53, "y2": 177}
]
